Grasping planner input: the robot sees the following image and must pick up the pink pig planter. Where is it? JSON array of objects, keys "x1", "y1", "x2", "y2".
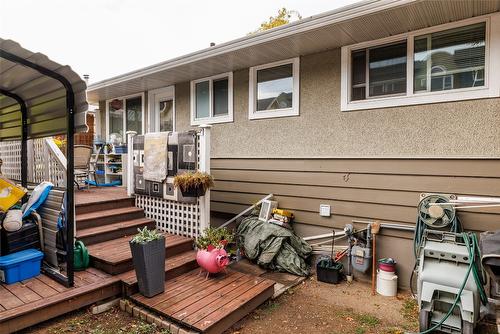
[{"x1": 196, "y1": 246, "x2": 230, "y2": 280}]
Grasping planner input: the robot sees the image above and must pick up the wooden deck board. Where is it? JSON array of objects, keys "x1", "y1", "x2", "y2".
[
  {"x1": 130, "y1": 269, "x2": 275, "y2": 334},
  {"x1": 0, "y1": 268, "x2": 121, "y2": 334},
  {"x1": 87, "y1": 233, "x2": 186, "y2": 263}
]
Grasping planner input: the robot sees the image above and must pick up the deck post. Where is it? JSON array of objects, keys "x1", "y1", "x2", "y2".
[
  {"x1": 198, "y1": 125, "x2": 211, "y2": 234},
  {"x1": 126, "y1": 131, "x2": 137, "y2": 197}
]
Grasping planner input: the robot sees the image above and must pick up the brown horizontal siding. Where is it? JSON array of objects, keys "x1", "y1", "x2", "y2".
[
  {"x1": 211, "y1": 158, "x2": 500, "y2": 177},
  {"x1": 211, "y1": 158, "x2": 500, "y2": 233}
]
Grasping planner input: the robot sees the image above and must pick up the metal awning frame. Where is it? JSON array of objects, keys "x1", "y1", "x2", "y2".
[{"x1": 0, "y1": 49, "x2": 75, "y2": 288}]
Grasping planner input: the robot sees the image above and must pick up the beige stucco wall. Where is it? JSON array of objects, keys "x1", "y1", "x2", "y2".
[{"x1": 174, "y1": 48, "x2": 500, "y2": 158}]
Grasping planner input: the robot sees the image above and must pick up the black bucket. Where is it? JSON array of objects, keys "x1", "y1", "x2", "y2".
[{"x1": 317, "y1": 258, "x2": 343, "y2": 284}]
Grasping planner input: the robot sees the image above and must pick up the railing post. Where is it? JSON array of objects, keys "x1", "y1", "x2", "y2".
[
  {"x1": 126, "y1": 131, "x2": 137, "y2": 197},
  {"x1": 198, "y1": 125, "x2": 211, "y2": 233}
]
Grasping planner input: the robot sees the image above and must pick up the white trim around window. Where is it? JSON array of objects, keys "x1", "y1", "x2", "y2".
[
  {"x1": 190, "y1": 72, "x2": 233, "y2": 126},
  {"x1": 341, "y1": 13, "x2": 500, "y2": 111},
  {"x1": 148, "y1": 86, "x2": 175, "y2": 132},
  {"x1": 105, "y1": 92, "x2": 145, "y2": 141},
  {"x1": 248, "y1": 57, "x2": 300, "y2": 120}
]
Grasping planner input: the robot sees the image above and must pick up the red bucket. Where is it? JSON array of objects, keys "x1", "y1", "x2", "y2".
[{"x1": 378, "y1": 258, "x2": 396, "y2": 272}]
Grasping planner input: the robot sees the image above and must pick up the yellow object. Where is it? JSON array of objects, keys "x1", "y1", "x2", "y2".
[
  {"x1": 273, "y1": 208, "x2": 294, "y2": 218},
  {"x1": 0, "y1": 177, "x2": 27, "y2": 212}
]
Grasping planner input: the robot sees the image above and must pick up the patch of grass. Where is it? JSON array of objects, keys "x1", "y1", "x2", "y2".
[
  {"x1": 354, "y1": 327, "x2": 366, "y2": 334},
  {"x1": 263, "y1": 301, "x2": 280, "y2": 313},
  {"x1": 401, "y1": 297, "x2": 418, "y2": 323},
  {"x1": 355, "y1": 313, "x2": 380, "y2": 327}
]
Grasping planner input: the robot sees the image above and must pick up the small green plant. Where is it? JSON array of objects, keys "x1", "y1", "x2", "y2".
[
  {"x1": 356, "y1": 313, "x2": 380, "y2": 327},
  {"x1": 173, "y1": 171, "x2": 214, "y2": 192},
  {"x1": 196, "y1": 227, "x2": 233, "y2": 250},
  {"x1": 130, "y1": 227, "x2": 163, "y2": 244}
]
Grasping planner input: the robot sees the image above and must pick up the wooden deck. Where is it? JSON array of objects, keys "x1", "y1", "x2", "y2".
[
  {"x1": 0, "y1": 268, "x2": 121, "y2": 334},
  {"x1": 130, "y1": 269, "x2": 275, "y2": 334},
  {"x1": 0, "y1": 188, "x2": 275, "y2": 334}
]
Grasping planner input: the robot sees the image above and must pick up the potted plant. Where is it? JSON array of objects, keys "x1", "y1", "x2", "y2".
[
  {"x1": 196, "y1": 227, "x2": 233, "y2": 278},
  {"x1": 173, "y1": 171, "x2": 214, "y2": 197},
  {"x1": 129, "y1": 227, "x2": 165, "y2": 297}
]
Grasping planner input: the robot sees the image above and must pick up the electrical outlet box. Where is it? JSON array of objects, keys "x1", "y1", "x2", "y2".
[{"x1": 319, "y1": 204, "x2": 331, "y2": 217}]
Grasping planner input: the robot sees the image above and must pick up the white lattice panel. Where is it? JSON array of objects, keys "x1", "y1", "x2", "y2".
[
  {"x1": 0, "y1": 141, "x2": 22, "y2": 180},
  {"x1": 136, "y1": 195, "x2": 201, "y2": 238},
  {"x1": 0, "y1": 138, "x2": 66, "y2": 187}
]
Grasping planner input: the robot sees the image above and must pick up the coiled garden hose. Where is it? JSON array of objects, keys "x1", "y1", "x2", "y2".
[{"x1": 417, "y1": 232, "x2": 487, "y2": 334}]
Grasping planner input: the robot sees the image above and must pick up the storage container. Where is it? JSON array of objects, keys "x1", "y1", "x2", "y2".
[
  {"x1": 376, "y1": 269, "x2": 398, "y2": 297},
  {"x1": 0, "y1": 249, "x2": 44, "y2": 284},
  {"x1": 1, "y1": 218, "x2": 41, "y2": 255},
  {"x1": 114, "y1": 145, "x2": 127, "y2": 154},
  {"x1": 316, "y1": 258, "x2": 343, "y2": 284}
]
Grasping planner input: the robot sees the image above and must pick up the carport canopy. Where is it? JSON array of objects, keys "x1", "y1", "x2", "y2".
[{"x1": 0, "y1": 38, "x2": 88, "y2": 141}]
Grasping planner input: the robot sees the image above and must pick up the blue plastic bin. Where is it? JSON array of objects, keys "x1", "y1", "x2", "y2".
[{"x1": 0, "y1": 249, "x2": 44, "y2": 284}]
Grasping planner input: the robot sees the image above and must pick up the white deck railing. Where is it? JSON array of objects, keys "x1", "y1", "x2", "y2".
[{"x1": 0, "y1": 137, "x2": 67, "y2": 187}]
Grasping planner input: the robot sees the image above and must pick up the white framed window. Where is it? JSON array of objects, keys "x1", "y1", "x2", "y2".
[
  {"x1": 248, "y1": 57, "x2": 300, "y2": 120},
  {"x1": 106, "y1": 93, "x2": 145, "y2": 142},
  {"x1": 341, "y1": 14, "x2": 500, "y2": 111},
  {"x1": 190, "y1": 72, "x2": 233, "y2": 126}
]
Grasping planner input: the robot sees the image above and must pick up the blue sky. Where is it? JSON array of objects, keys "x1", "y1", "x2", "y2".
[{"x1": 0, "y1": 0, "x2": 358, "y2": 83}]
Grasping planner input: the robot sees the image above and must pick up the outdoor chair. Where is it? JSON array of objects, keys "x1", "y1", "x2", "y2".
[{"x1": 74, "y1": 145, "x2": 93, "y2": 190}]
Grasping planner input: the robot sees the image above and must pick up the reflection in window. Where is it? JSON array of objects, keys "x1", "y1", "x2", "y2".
[
  {"x1": 109, "y1": 99, "x2": 124, "y2": 142},
  {"x1": 350, "y1": 42, "x2": 407, "y2": 100},
  {"x1": 414, "y1": 23, "x2": 485, "y2": 93},
  {"x1": 213, "y1": 78, "x2": 229, "y2": 116},
  {"x1": 256, "y1": 63, "x2": 293, "y2": 111},
  {"x1": 126, "y1": 96, "x2": 142, "y2": 134},
  {"x1": 159, "y1": 100, "x2": 173, "y2": 132},
  {"x1": 195, "y1": 81, "x2": 210, "y2": 119}
]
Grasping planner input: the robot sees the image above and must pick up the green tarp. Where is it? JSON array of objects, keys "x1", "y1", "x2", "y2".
[{"x1": 236, "y1": 215, "x2": 312, "y2": 276}]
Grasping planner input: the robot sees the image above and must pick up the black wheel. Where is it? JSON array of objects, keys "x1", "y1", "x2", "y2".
[
  {"x1": 462, "y1": 320, "x2": 474, "y2": 334},
  {"x1": 419, "y1": 310, "x2": 430, "y2": 332}
]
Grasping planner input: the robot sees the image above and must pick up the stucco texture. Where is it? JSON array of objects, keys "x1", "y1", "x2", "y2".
[{"x1": 174, "y1": 48, "x2": 500, "y2": 158}]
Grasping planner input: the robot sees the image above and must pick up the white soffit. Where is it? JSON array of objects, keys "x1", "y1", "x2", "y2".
[
  {"x1": 87, "y1": 0, "x2": 500, "y2": 103},
  {"x1": 0, "y1": 38, "x2": 88, "y2": 141}
]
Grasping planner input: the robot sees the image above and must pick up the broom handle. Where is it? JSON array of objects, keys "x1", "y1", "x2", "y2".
[
  {"x1": 371, "y1": 235, "x2": 376, "y2": 295},
  {"x1": 331, "y1": 230, "x2": 335, "y2": 259}
]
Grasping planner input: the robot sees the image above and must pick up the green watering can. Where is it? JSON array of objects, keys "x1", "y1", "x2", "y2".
[{"x1": 74, "y1": 240, "x2": 89, "y2": 271}]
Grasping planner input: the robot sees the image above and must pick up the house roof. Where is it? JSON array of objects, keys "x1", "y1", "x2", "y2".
[
  {"x1": 0, "y1": 38, "x2": 88, "y2": 141},
  {"x1": 87, "y1": 0, "x2": 500, "y2": 103}
]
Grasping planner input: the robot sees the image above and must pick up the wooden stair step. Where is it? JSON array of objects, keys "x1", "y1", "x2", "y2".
[
  {"x1": 76, "y1": 197, "x2": 135, "y2": 215},
  {"x1": 76, "y1": 206, "x2": 145, "y2": 230},
  {"x1": 129, "y1": 269, "x2": 275, "y2": 334},
  {"x1": 88, "y1": 233, "x2": 194, "y2": 275},
  {"x1": 76, "y1": 218, "x2": 156, "y2": 246},
  {"x1": 120, "y1": 250, "x2": 198, "y2": 296}
]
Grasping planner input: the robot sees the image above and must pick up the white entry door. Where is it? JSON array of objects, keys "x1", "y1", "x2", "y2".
[{"x1": 148, "y1": 86, "x2": 175, "y2": 132}]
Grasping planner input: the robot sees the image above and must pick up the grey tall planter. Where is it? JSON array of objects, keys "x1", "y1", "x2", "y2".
[{"x1": 129, "y1": 236, "x2": 166, "y2": 297}]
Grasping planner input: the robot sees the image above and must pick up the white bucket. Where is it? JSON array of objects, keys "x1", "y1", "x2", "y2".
[{"x1": 376, "y1": 270, "x2": 398, "y2": 297}]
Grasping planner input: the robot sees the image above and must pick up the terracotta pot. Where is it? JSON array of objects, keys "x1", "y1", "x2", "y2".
[{"x1": 196, "y1": 248, "x2": 229, "y2": 274}]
